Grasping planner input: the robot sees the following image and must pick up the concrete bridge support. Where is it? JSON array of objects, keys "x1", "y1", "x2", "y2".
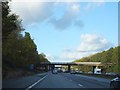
[
  {"x1": 68, "y1": 65, "x2": 71, "y2": 73},
  {"x1": 92, "y1": 66, "x2": 96, "y2": 74},
  {"x1": 45, "y1": 65, "x2": 51, "y2": 71},
  {"x1": 51, "y1": 65, "x2": 55, "y2": 72}
]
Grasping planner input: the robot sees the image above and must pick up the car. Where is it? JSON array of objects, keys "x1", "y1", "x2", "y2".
[
  {"x1": 106, "y1": 72, "x2": 117, "y2": 76},
  {"x1": 70, "y1": 70, "x2": 76, "y2": 74},
  {"x1": 63, "y1": 70, "x2": 69, "y2": 73},
  {"x1": 57, "y1": 69, "x2": 63, "y2": 73},
  {"x1": 88, "y1": 71, "x2": 92, "y2": 74},
  {"x1": 79, "y1": 71, "x2": 83, "y2": 74},
  {"x1": 75, "y1": 70, "x2": 79, "y2": 73},
  {"x1": 52, "y1": 69, "x2": 58, "y2": 74},
  {"x1": 110, "y1": 74, "x2": 120, "y2": 88}
]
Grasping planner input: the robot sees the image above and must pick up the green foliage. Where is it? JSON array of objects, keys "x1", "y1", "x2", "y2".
[
  {"x1": 39, "y1": 53, "x2": 49, "y2": 62},
  {"x1": 2, "y1": 1, "x2": 49, "y2": 76},
  {"x1": 2, "y1": 1, "x2": 22, "y2": 41},
  {"x1": 74, "y1": 46, "x2": 120, "y2": 73}
]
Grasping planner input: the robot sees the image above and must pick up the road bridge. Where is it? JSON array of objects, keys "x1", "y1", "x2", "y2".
[
  {"x1": 40, "y1": 62, "x2": 103, "y2": 66},
  {"x1": 35, "y1": 62, "x2": 112, "y2": 74}
]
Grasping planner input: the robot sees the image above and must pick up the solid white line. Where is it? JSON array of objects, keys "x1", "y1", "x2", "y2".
[{"x1": 25, "y1": 75, "x2": 48, "y2": 90}]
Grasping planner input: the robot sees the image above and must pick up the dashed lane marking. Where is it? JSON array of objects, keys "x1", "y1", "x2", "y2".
[{"x1": 78, "y1": 83, "x2": 83, "y2": 87}]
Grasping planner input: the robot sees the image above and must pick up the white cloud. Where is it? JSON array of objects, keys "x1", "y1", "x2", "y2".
[
  {"x1": 10, "y1": 0, "x2": 83, "y2": 29},
  {"x1": 46, "y1": 33, "x2": 112, "y2": 62},
  {"x1": 77, "y1": 33, "x2": 112, "y2": 51},
  {"x1": 9, "y1": 1, "x2": 105, "y2": 29},
  {"x1": 60, "y1": 51, "x2": 92, "y2": 60},
  {"x1": 59, "y1": 51, "x2": 96, "y2": 62},
  {"x1": 59, "y1": 33, "x2": 112, "y2": 61},
  {"x1": 71, "y1": 4, "x2": 80, "y2": 13},
  {"x1": 85, "y1": 1, "x2": 105, "y2": 10},
  {"x1": 9, "y1": 1, "x2": 54, "y2": 26}
]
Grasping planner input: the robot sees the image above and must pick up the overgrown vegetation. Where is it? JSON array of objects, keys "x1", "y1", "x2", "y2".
[
  {"x1": 2, "y1": 1, "x2": 49, "y2": 79},
  {"x1": 74, "y1": 46, "x2": 120, "y2": 74}
]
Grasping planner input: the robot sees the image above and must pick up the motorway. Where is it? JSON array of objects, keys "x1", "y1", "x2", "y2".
[{"x1": 3, "y1": 72, "x2": 111, "y2": 89}]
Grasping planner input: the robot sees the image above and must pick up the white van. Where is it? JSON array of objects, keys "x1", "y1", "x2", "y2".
[{"x1": 94, "y1": 68, "x2": 101, "y2": 74}]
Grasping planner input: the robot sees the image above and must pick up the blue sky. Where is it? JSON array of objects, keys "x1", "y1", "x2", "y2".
[{"x1": 10, "y1": 0, "x2": 118, "y2": 62}]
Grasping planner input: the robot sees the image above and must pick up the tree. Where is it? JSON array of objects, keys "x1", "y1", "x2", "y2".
[
  {"x1": 39, "y1": 53, "x2": 48, "y2": 62},
  {"x1": 2, "y1": 1, "x2": 49, "y2": 79},
  {"x1": 2, "y1": 1, "x2": 23, "y2": 42}
]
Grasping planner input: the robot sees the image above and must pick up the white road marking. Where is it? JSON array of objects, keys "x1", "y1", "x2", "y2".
[
  {"x1": 25, "y1": 74, "x2": 48, "y2": 90},
  {"x1": 78, "y1": 83, "x2": 83, "y2": 87}
]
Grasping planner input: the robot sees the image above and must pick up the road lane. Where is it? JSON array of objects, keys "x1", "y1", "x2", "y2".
[
  {"x1": 33, "y1": 72, "x2": 81, "y2": 88},
  {"x1": 61, "y1": 73, "x2": 110, "y2": 88},
  {"x1": 26, "y1": 75, "x2": 48, "y2": 90},
  {"x1": 3, "y1": 73, "x2": 47, "y2": 88},
  {"x1": 3, "y1": 72, "x2": 111, "y2": 89}
]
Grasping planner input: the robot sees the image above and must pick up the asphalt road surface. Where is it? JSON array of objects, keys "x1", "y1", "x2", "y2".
[{"x1": 3, "y1": 72, "x2": 111, "y2": 89}]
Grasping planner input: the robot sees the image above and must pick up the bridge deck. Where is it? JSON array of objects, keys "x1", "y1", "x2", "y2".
[{"x1": 40, "y1": 62, "x2": 104, "y2": 66}]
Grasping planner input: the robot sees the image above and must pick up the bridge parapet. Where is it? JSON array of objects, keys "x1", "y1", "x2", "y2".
[{"x1": 39, "y1": 62, "x2": 113, "y2": 66}]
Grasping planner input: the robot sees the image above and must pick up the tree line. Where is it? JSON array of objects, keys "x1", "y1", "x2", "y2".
[
  {"x1": 74, "y1": 46, "x2": 120, "y2": 73},
  {"x1": 2, "y1": 1, "x2": 49, "y2": 78}
]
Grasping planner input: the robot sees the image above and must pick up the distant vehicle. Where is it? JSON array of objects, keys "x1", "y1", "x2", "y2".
[
  {"x1": 94, "y1": 67, "x2": 101, "y2": 74},
  {"x1": 75, "y1": 70, "x2": 82, "y2": 74},
  {"x1": 57, "y1": 69, "x2": 63, "y2": 73},
  {"x1": 52, "y1": 69, "x2": 58, "y2": 74},
  {"x1": 70, "y1": 70, "x2": 76, "y2": 74},
  {"x1": 88, "y1": 71, "x2": 92, "y2": 74},
  {"x1": 79, "y1": 71, "x2": 83, "y2": 74},
  {"x1": 110, "y1": 74, "x2": 120, "y2": 88},
  {"x1": 106, "y1": 72, "x2": 117, "y2": 77},
  {"x1": 75, "y1": 70, "x2": 79, "y2": 73},
  {"x1": 63, "y1": 70, "x2": 69, "y2": 73}
]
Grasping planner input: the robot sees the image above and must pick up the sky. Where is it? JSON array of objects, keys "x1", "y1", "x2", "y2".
[{"x1": 9, "y1": 0, "x2": 118, "y2": 62}]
